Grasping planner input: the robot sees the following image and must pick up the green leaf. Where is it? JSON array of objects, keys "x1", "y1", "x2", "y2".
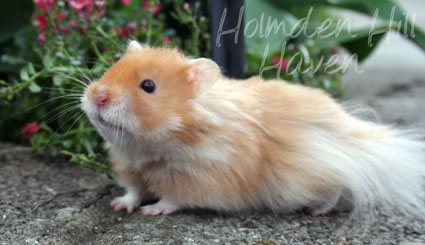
[
  {"x1": 29, "y1": 82, "x2": 42, "y2": 93},
  {"x1": 42, "y1": 56, "x2": 56, "y2": 69},
  {"x1": 20, "y1": 68, "x2": 29, "y2": 81},
  {"x1": 53, "y1": 76, "x2": 64, "y2": 86},
  {"x1": 265, "y1": 0, "x2": 425, "y2": 54},
  {"x1": 27, "y1": 63, "x2": 35, "y2": 75},
  {"x1": 312, "y1": 22, "x2": 389, "y2": 54},
  {"x1": 245, "y1": 0, "x2": 299, "y2": 53},
  {"x1": 62, "y1": 140, "x2": 72, "y2": 149},
  {"x1": 340, "y1": 29, "x2": 386, "y2": 62}
]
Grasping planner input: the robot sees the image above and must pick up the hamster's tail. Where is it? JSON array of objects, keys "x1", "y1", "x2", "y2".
[{"x1": 309, "y1": 121, "x2": 425, "y2": 219}]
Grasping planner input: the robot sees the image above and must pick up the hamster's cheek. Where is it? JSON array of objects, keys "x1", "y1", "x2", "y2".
[
  {"x1": 80, "y1": 95, "x2": 94, "y2": 116},
  {"x1": 80, "y1": 83, "x2": 140, "y2": 146}
]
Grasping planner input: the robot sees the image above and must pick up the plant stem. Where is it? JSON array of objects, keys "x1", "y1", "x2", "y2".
[
  {"x1": 146, "y1": 13, "x2": 153, "y2": 45},
  {"x1": 95, "y1": 26, "x2": 120, "y2": 48},
  {"x1": 91, "y1": 41, "x2": 110, "y2": 66}
]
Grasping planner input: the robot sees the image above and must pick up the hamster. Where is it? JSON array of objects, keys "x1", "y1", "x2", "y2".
[{"x1": 81, "y1": 41, "x2": 425, "y2": 217}]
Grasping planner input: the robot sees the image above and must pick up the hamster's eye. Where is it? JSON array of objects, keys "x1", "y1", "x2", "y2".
[{"x1": 140, "y1": 79, "x2": 155, "y2": 93}]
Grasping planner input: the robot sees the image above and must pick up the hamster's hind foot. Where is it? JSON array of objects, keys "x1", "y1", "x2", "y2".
[
  {"x1": 310, "y1": 192, "x2": 341, "y2": 216},
  {"x1": 141, "y1": 198, "x2": 180, "y2": 216}
]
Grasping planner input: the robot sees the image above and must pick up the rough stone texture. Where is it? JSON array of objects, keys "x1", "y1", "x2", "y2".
[{"x1": 0, "y1": 143, "x2": 425, "y2": 244}]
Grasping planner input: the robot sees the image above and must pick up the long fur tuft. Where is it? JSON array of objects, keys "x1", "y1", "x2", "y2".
[{"x1": 305, "y1": 119, "x2": 425, "y2": 219}]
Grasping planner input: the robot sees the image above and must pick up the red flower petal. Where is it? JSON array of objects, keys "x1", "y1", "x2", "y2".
[
  {"x1": 69, "y1": 0, "x2": 93, "y2": 14},
  {"x1": 271, "y1": 56, "x2": 281, "y2": 65},
  {"x1": 57, "y1": 13, "x2": 67, "y2": 19},
  {"x1": 69, "y1": 0, "x2": 85, "y2": 10},
  {"x1": 35, "y1": 14, "x2": 48, "y2": 32},
  {"x1": 162, "y1": 37, "x2": 171, "y2": 44},
  {"x1": 22, "y1": 122, "x2": 40, "y2": 139},
  {"x1": 280, "y1": 58, "x2": 289, "y2": 71},
  {"x1": 152, "y1": 3, "x2": 162, "y2": 14},
  {"x1": 120, "y1": 27, "x2": 128, "y2": 39},
  {"x1": 141, "y1": 0, "x2": 150, "y2": 10},
  {"x1": 121, "y1": 0, "x2": 131, "y2": 5},
  {"x1": 34, "y1": 0, "x2": 55, "y2": 12},
  {"x1": 271, "y1": 56, "x2": 289, "y2": 71}
]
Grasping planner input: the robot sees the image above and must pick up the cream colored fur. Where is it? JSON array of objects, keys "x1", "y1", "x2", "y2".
[{"x1": 81, "y1": 45, "x2": 425, "y2": 219}]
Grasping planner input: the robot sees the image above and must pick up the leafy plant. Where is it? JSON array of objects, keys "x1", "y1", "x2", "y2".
[{"x1": 0, "y1": 0, "x2": 209, "y2": 172}]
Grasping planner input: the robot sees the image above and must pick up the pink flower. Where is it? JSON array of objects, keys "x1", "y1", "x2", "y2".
[
  {"x1": 127, "y1": 22, "x2": 137, "y2": 30},
  {"x1": 34, "y1": 0, "x2": 55, "y2": 12},
  {"x1": 69, "y1": 0, "x2": 85, "y2": 10},
  {"x1": 59, "y1": 26, "x2": 69, "y2": 34},
  {"x1": 121, "y1": 0, "x2": 131, "y2": 5},
  {"x1": 57, "y1": 13, "x2": 67, "y2": 19},
  {"x1": 127, "y1": 22, "x2": 136, "y2": 36},
  {"x1": 183, "y1": 2, "x2": 190, "y2": 10},
  {"x1": 271, "y1": 56, "x2": 289, "y2": 71},
  {"x1": 162, "y1": 37, "x2": 171, "y2": 44},
  {"x1": 37, "y1": 33, "x2": 46, "y2": 43},
  {"x1": 68, "y1": 0, "x2": 93, "y2": 14},
  {"x1": 152, "y1": 3, "x2": 162, "y2": 14},
  {"x1": 141, "y1": 1, "x2": 162, "y2": 14},
  {"x1": 70, "y1": 20, "x2": 79, "y2": 29},
  {"x1": 271, "y1": 56, "x2": 280, "y2": 65},
  {"x1": 141, "y1": 0, "x2": 150, "y2": 9},
  {"x1": 35, "y1": 14, "x2": 48, "y2": 32},
  {"x1": 22, "y1": 122, "x2": 40, "y2": 139}
]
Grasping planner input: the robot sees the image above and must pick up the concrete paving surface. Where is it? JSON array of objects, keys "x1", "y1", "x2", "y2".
[{"x1": 1, "y1": 143, "x2": 424, "y2": 244}]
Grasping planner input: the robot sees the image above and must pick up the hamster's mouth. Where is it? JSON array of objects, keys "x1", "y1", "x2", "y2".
[{"x1": 97, "y1": 116, "x2": 124, "y2": 131}]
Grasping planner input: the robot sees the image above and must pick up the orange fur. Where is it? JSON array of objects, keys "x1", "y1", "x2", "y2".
[{"x1": 81, "y1": 42, "x2": 425, "y2": 218}]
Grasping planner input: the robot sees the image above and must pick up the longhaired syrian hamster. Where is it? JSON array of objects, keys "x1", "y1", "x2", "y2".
[{"x1": 81, "y1": 41, "x2": 425, "y2": 217}]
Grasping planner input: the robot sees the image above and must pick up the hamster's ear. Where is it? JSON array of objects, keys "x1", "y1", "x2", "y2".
[
  {"x1": 126, "y1": 41, "x2": 148, "y2": 53},
  {"x1": 186, "y1": 58, "x2": 221, "y2": 97}
]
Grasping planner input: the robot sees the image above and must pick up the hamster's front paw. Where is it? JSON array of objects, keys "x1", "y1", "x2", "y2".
[
  {"x1": 141, "y1": 198, "x2": 180, "y2": 216},
  {"x1": 110, "y1": 192, "x2": 142, "y2": 213}
]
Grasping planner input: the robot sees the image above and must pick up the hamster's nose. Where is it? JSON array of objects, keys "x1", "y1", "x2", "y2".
[{"x1": 93, "y1": 90, "x2": 109, "y2": 107}]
